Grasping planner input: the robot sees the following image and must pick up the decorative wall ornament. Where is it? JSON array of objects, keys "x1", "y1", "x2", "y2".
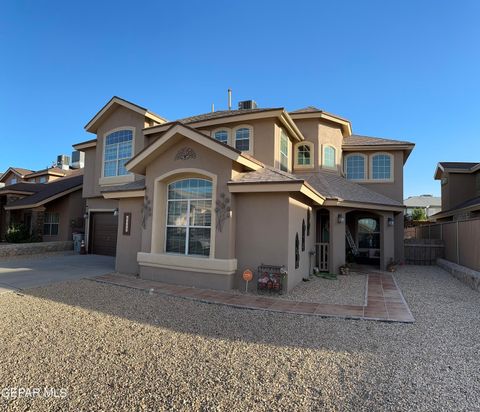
[
  {"x1": 141, "y1": 193, "x2": 152, "y2": 229},
  {"x1": 215, "y1": 193, "x2": 231, "y2": 232},
  {"x1": 295, "y1": 233, "x2": 300, "y2": 269},
  {"x1": 174, "y1": 147, "x2": 197, "y2": 161}
]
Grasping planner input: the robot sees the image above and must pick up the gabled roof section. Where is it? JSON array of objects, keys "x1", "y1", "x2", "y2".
[
  {"x1": 73, "y1": 138, "x2": 97, "y2": 151},
  {"x1": 143, "y1": 108, "x2": 305, "y2": 142},
  {"x1": 296, "y1": 170, "x2": 404, "y2": 210},
  {"x1": 85, "y1": 96, "x2": 167, "y2": 134},
  {"x1": 289, "y1": 106, "x2": 352, "y2": 136},
  {"x1": 434, "y1": 161, "x2": 480, "y2": 179},
  {"x1": 343, "y1": 134, "x2": 415, "y2": 162},
  {"x1": 26, "y1": 167, "x2": 74, "y2": 179},
  {"x1": 404, "y1": 195, "x2": 441, "y2": 208},
  {"x1": 126, "y1": 122, "x2": 263, "y2": 175},
  {"x1": 0, "y1": 167, "x2": 34, "y2": 182},
  {"x1": 4, "y1": 173, "x2": 83, "y2": 210},
  {"x1": 0, "y1": 182, "x2": 44, "y2": 196}
]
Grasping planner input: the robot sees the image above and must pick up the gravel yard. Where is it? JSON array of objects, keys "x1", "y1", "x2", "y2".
[
  {"x1": 0, "y1": 265, "x2": 479, "y2": 411},
  {"x1": 236, "y1": 273, "x2": 367, "y2": 305}
]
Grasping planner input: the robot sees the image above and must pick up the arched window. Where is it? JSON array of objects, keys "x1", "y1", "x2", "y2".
[
  {"x1": 213, "y1": 130, "x2": 229, "y2": 144},
  {"x1": 295, "y1": 233, "x2": 300, "y2": 269},
  {"x1": 234, "y1": 126, "x2": 252, "y2": 152},
  {"x1": 345, "y1": 154, "x2": 366, "y2": 180},
  {"x1": 371, "y1": 153, "x2": 393, "y2": 180},
  {"x1": 104, "y1": 129, "x2": 133, "y2": 177},
  {"x1": 296, "y1": 143, "x2": 313, "y2": 167},
  {"x1": 166, "y1": 178, "x2": 212, "y2": 256},
  {"x1": 307, "y1": 209, "x2": 311, "y2": 236},
  {"x1": 323, "y1": 146, "x2": 336, "y2": 168}
]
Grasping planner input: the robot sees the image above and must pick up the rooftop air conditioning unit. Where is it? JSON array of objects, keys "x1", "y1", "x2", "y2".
[
  {"x1": 71, "y1": 150, "x2": 85, "y2": 169},
  {"x1": 238, "y1": 100, "x2": 257, "y2": 110},
  {"x1": 57, "y1": 154, "x2": 71, "y2": 170}
]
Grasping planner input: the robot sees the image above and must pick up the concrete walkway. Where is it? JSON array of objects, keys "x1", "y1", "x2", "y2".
[
  {"x1": 94, "y1": 272, "x2": 415, "y2": 323},
  {"x1": 0, "y1": 254, "x2": 115, "y2": 292}
]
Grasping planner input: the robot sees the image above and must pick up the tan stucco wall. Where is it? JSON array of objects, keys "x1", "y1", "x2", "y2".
[
  {"x1": 287, "y1": 197, "x2": 315, "y2": 290},
  {"x1": 43, "y1": 189, "x2": 85, "y2": 242},
  {"x1": 142, "y1": 137, "x2": 235, "y2": 260},
  {"x1": 293, "y1": 118, "x2": 344, "y2": 173},
  {"x1": 234, "y1": 192, "x2": 289, "y2": 290},
  {"x1": 83, "y1": 105, "x2": 148, "y2": 198},
  {"x1": 116, "y1": 197, "x2": 143, "y2": 274}
]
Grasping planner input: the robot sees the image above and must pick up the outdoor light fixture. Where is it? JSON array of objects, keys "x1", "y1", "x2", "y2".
[
  {"x1": 388, "y1": 217, "x2": 395, "y2": 227},
  {"x1": 83, "y1": 206, "x2": 89, "y2": 220},
  {"x1": 113, "y1": 208, "x2": 119, "y2": 217},
  {"x1": 337, "y1": 213, "x2": 345, "y2": 224}
]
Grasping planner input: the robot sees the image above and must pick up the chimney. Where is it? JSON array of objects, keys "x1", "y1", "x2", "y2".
[{"x1": 228, "y1": 88, "x2": 232, "y2": 110}]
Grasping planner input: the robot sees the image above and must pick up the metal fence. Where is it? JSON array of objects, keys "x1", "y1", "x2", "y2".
[{"x1": 405, "y1": 218, "x2": 480, "y2": 271}]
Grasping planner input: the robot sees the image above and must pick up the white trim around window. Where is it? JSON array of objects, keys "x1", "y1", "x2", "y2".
[
  {"x1": 211, "y1": 127, "x2": 231, "y2": 145},
  {"x1": 232, "y1": 124, "x2": 254, "y2": 155},
  {"x1": 294, "y1": 141, "x2": 315, "y2": 169},
  {"x1": 344, "y1": 153, "x2": 368, "y2": 181},
  {"x1": 99, "y1": 126, "x2": 136, "y2": 186},
  {"x1": 369, "y1": 152, "x2": 394, "y2": 182},
  {"x1": 322, "y1": 144, "x2": 337, "y2": 169}
]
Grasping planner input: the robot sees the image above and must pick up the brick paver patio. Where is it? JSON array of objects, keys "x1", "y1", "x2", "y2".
[{"x1": 93, "y1": 272, "x2": 415, "y2": 323}]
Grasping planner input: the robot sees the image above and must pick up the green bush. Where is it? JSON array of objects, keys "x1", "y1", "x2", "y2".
[{"x1": 5, "y1": 223, "x2": 31, "y2": 243}]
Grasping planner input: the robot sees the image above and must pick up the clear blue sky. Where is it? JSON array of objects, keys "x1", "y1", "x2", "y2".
[{"x1": 1, "y1": 0, "x2": 479, "y2": 197}]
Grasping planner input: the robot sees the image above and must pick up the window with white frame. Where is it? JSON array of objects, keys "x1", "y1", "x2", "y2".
[
  {"x1": 235, "y1": 127, "x2": 251, "y2": 152},
  {"x1": 280, "y1": 130, "x2": 289, "y2": 172},
  {"x1": 323, "y1": 146, "x2": 336, "y2": 168},
  {"x1": 103, "y1": 129, "x2": 133, "y2": 177},
  {"x1": 371, "y1": 154, "x2": 392, "y2": 180},
  {"x1": 43, "y1": 212, "x2": 59, "y2": 236},
  {"x1": 296, "y1": 144, "x2": 312, "y2": 167},
  {"x1": 166, "y1": 178, "x2": 212, "y2": 257},
  {"x1": 213, "y1": 130, "x2": 229, "y2": 144},
  {"x1": 10, "y1": 178, "x2": 17, "y2": 185},
  {"x1": 345, "y1": 154, "x2": 366, "y2": 180}
]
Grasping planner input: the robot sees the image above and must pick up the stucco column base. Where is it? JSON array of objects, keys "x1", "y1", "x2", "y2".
[{"x1": 329, "y1": 207, "x2": 346, "y2": 274}]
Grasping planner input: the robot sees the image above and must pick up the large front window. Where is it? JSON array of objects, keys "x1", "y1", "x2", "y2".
[
  {"x1": 166, "y1": 178, "x2": 212, "y2": 256},
  {"x1": 104, "y1": 129, "x2": 133, "y2": 177},
  {"x1": 345, "y1": 154, "x2": 366, "y2": 180},
  {"x1": 280, "y1": 131, "x2": 289, "y2": 172},
  {"x1": 43, "y1": 212, "x2": 59, "y2": 236}
]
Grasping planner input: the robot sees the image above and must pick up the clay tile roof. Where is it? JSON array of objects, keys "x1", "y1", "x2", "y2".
[
  {"x1": 438, "y1": 162, "x2": 479, "y2": 170},
  {"x1": 296, "y1": 170, "x2": 403, "y2": 207},
  {"x1": 159, "y1": 108, "x2": 282, "y2": 127},
  {"x1": 5, "y1": 173, "x2": 83, "y2": 209},
  {"x1": 343, "y1": 134, "x2": 414, "y2": 146},
  {"x1": 230, "y1": 166, "x2": 303, "y2": 184},
  {"x1": 101, "y1": 178, "x2": 146, "y2": 193}
]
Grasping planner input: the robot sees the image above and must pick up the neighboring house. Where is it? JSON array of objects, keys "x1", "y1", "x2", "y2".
[
  {"x1": 73, "y1": 96, "x2": 414, "y2": 291},
  {"x1": 404, "y1": 195, "x2": 441, "y2": 218},
  {"x1": 0, "y1": 166, "x2": 75, "y2": 186},
  {"x1": 433, "y1": 162, "x2": 480, "y2": 221},
  {"x1": 0, "y1": 171, "x2": 85, "y2": 242}
]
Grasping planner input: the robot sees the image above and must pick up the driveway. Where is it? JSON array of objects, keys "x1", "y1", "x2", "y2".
[{"x1": 0, "y1": 254, "x2": 115, "y2": 292}]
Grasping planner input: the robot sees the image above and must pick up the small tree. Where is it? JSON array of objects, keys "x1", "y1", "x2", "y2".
[{"x1": 411, "y1": 207, "x2": 427, "y2": 221}]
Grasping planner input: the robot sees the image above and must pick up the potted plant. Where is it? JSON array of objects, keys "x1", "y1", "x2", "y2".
[
  {"x1": 339, "y1": 263, "x2": 350, "y2": 275},
  {"x1": 387, "y1": 258, "x2": 397, "y2": 272}
]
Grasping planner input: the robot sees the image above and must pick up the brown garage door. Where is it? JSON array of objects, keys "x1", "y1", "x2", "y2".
[{"x1": 89, "y1": 212, "x2": 118, "y2": 256}]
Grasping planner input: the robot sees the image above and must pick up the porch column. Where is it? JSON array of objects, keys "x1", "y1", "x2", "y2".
[
  {"x1": 31, "y1": 207, "x2": 46, "y2": 241},
  {"x1": 329, "y1": 207, "x2": 345, "y2": 274},
  {"x1": 380, "y1": 212, "x2": 395, "y2": 270}
]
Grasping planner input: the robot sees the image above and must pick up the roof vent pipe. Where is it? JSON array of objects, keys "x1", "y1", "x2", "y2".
[
  {"x1": 228, "y1": 88, "x2": 232, "y2": 110},
  {"x1": 211, "y1": 103, "x2": 215, "y2": 112}
]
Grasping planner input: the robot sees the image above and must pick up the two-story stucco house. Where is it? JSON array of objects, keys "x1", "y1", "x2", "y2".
[{"x1": 73, "y1": 96, "x2": 414, "y2": 291}]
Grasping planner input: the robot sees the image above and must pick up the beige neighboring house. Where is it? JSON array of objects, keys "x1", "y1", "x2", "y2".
[
  {"x1": 0, "y1": 171, "x2": 85, "y2": 242},
  {"x1": 0, "y1": 166, "x2": 74, "y2": 186},
  {"x1": 73, "y1": 96, "x2": 414, "y2": 291},
  {"x1": 433, "y1": 162, "x2": 480, "y2": 221},
  {"x1": 404, "y1": 195, "x2": 441, "y2": 218}
]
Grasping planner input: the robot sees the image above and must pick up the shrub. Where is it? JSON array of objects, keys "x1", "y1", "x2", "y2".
[{"x1": 5, "y1": 223, "x2": 31, "y2": 243}]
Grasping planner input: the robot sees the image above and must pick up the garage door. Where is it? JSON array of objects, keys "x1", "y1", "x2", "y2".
[{"x1": 89, "y1": 212, "x2": 118, "y2": 256}]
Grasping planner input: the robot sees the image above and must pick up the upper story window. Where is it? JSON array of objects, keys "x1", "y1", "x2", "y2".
[
  {"x1": 166, "y1": 178, "x2": 212, "y2": 257},
  {"x1": 213, "y1": 129, "x2": 229, "y2": 144},
  {"x1": 280, "y1": 130, "x2": 289, "y2": 172},
  {"x1": 296, "y1": 144, "x2": 312, "y2": 167},
  {"x1": 371, "y1": 153, "x2": 393, "y2": 180},
  {"x1": 39, "y1": 176, "x2": 47, "y2": 183},
  {"x1": 104, "y1": 129, "x2": 133, "y2": 177},
  {"x1": 234, "y1": 126, "x2": 252, "y2": 152},
  {"x1": 323, "y1": 145, "x2": 336, "y2": 168},
  {"x1": 345, "y1": 154, "x2": 366, "y2": 180},
  {"x1": 10, "y1": 178, "x2": 17, "y2": 185}
]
